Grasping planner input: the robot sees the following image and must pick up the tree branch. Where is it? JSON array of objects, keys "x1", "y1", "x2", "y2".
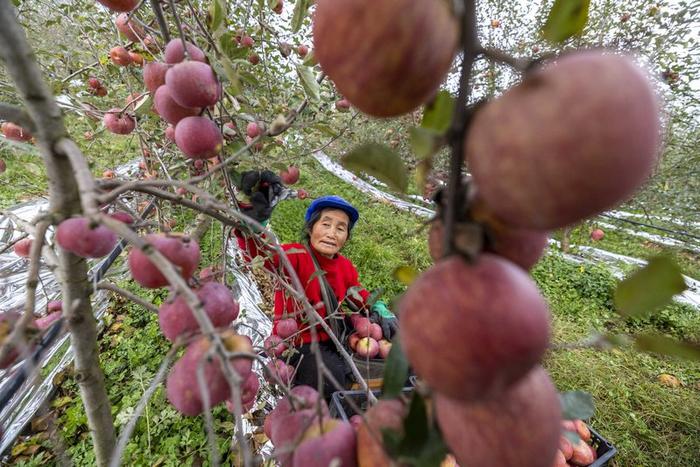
[{"x1": 444, "y1": 0, "x2": 480, "y2": 257}]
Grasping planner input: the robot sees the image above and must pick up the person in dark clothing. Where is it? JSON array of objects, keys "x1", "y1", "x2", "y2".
[{"x1": 233, "y1": 170, "x2": 397, "y2": 399}]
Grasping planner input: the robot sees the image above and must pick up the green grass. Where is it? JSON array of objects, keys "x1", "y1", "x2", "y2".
[{"x1": 7, "y1": 155, "x2": 700, "y2": 466}]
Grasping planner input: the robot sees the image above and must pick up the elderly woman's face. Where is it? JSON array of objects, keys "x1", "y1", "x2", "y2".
[{"x1": 310, "y1": 208, "x2": 350, "y2": 258}]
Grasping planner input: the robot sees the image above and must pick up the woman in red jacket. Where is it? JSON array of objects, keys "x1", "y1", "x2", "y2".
[{"x1": 235, "y1": 171, "x2": 397, "y2": 398}]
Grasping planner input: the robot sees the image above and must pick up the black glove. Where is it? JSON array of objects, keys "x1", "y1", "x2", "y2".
[
  {"x1": 369, "y1": 301, "x2": 399, "y2": 340},
  {"x1": 236, "y1": 170, "x2": 284, "y2": 223}
]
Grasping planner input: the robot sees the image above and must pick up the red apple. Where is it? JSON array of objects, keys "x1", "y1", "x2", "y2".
[
  {"x1": 264, "y1": 334, "x2": 287, "y2": 358},
  {"x1": 297, "y1": 44, "x2": 309, "y2": 57},
  {"x1": 466, "y1": 51, "x2": 662, "y2": 230},
  {"x1": 313, "y1": 0, "x2": 458, "y2": 117},
  {"x1": 280, "y1": 166, "x2": 300, "y2": 185},
  {"x1": 378, "y1": 339, "x2": 392, "y2": 359},
  {"x1": 115, "y1": 13, "x2": 144, "y2": 41},
  {"x1": 127, "y1": 233, "x2": 200, "y2": 288},
  {"x1": 352, "y1": 316, "x2": 371, "y2": 338},
  {"x1": 292, "y1": 418, "x2": 357, "y2": 467},
  {"x1": 355, "y1": 337, "x2": 379, "y2": 359},
  {"x1": 96, "y1": 0, "x2": 138, "y2": 12},
  {"x1": 276, "y1": 318, "x2": 298, "y2": 339},
  {"x1": 436, "y1": 366, "x2": 561, "y2": 467},
  {"x1": 109, "y1": 46, "x2": 132, "y2": 66},
  {"x1": 590, "y1": 228, "x2": 605, "y2": 241},
  {"x1": 369, "y1": 323, "x2": 382, "y2": 341},
  {"x1": 13, "y1": 238, "x2": 32, "y2": 257},
  {"x1": 347, "y1": 332, "x2": 360, "y2": 351},
  {"x1": 399, "y1": 255, "x2": 550, "y2": 401}
]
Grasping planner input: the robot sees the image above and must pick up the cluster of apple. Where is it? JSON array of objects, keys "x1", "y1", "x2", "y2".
[
  {"x1": 400, "y1": 50, "x2": 661, "y2": 467},
  {"x1": 347, "y1": 314, "x2": 391, "y2": 360},
  {"x1": 261, "y1": 318, "x2": 298, "y2": 386},
  {"x1": 554, "y1": 420, "x2": 600, "y2": 467},
  {"x1": 311, "y1": 0, "x2": 662, "y2": 465},
  {"x1": 264, "y1": 385, "x2": 356, "y2": 467}
]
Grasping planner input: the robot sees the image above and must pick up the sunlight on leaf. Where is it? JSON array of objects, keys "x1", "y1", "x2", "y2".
[
  {"x1": 341, "y1": 143, "x2": 407, "y2": 193},
  {"x1": 393, "y1": 265, "x2": 418, "y2": 285},
  {"x1": 542, "y1": 0, "x2": 590, "y2": 43},
  {"x1": 614, "y1": 255, "x2": 687, "y2": 317}
]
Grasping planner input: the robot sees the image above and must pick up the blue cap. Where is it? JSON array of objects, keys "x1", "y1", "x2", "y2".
[{"x1": 305, "y1": 195, "x2": 359, "y2": 230}]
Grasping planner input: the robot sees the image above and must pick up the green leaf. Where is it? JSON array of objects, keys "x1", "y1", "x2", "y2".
[
  {"x1": 559, "y1": 391, "x2": 595, "y2": 420},
  {"x1": 382, "y1": 335, "x2": 409, "y2": 398},
  {"x1": 291, "y1": 0, "x2": 310, "y2": 33},
  {"x1": 541, "y1": 0, "x2": 591, "y2": 43},
  {"x1": 295, "y1": 63, "x2": 320, "y2": 101},
  {"x1": 409, "y1": 127, "x2": 440, "y2": 159},
  {"x1": 208, "y1": 0, "x2": 227, "y2": 34},
  {"x1": 387, "y1": 392, "x2": 450, "y2": 467},
  {"x1": 393, "y1": 265, "x2": 418, "y2": 285},
  {"x1": 215, "y1": 57, "x2": 241, "y2": 95},
  {"x1": 635, "y1": 334, "x2": 700, "y2": 361},
  {"x1": 421, "y1": 91, "x2": 454, "y2": 133},
  {"x1": 302, "y1": 50, "x2": 317, "y2": 67},
  {"x1": 341, "y1": 143, "x2": 408, "y2": 193},
  {"x1": 312, "y1": 123, "x2": 338, "y2": 137},
  {"x1": 614, "y1": 255, "x2": 687, "y2": 317}
]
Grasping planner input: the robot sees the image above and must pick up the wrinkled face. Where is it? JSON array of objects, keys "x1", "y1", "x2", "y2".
[{"x1": 310, "y1": 208, "x2": 350, "y2": 258}]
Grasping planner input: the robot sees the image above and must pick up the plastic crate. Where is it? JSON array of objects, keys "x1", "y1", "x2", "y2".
[
  {"x1": 330, "y1": 390, "x2": 616, "y2": 467},
  {"x1": 329, "y1": 388, "x2": 413, "y2": 421},
  {"x1": 587, "y1": 425, "x2": 617, "y2": 467}
]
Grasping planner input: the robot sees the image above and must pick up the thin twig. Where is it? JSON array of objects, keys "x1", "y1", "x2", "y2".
[{"x1": 96, "y1": 282, "x2": 159, "y2": 314}]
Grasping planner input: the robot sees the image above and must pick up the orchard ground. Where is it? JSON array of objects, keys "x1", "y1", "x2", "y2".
[{"x1": 1, "y1": 138, "x2": 698, "y2": 465}]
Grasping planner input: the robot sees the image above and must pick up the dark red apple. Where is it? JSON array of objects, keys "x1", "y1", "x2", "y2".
[
  {"x1": 399, "y1": 255, "x2": 550, "y2": 401},
  {"x1": 465, "y1": 51, "x2": 662, "y2": 230},
  {"x1": 96, "y1": 0, "x2": 138, "y2": 12},
  {"x1": 127, "y1": 233, "x2": 200, "y2": 288},
  {"x1": 590, "y1": 228, "x2": 605, "y2": 241},
  {"x1": 13, "y1": 238, "x2": 32, "y2": 257},
  {"x1": 115, "y1": 13, "x2": 144, "y2": 41},
  {"x1": 153, "y1": 85, "x2": 200, "y2": 125},
  {"x1": 313, "y1": 0, "x2": 458, "y2": 117},
  {"x1": 143, "y1": 62, "x2": 170, "y2": 93},
  {"x1": 164, "y1": 39, "x2": 206, "y2": 64},
  {"x1": 55, "y1": 217, "x2": 117, "y2": 258},
  {"x1": 174, "y1": 116, "x2": 223, "y2": 159},
  {"x1": 276, "y1": 318, "x2": 298, "y2": 339},
  {"x1": 435, "y1": 366, "x2": 561, "y2": 467},
  {"x1": 165, "y1": 61, "x2": 220, "y2": 108},
  {"x1": 280, "y1": 166, "x2": 300, "y2": 185},
  {"x1": 264, "y1": 334, "x2": 287, "y2": 358},
  {"x1": 103, "y1": 109, "x2": 135, "y2": 134},
  {"x1": 292, "y1": 418, "x2": 357, "y2": 467}
]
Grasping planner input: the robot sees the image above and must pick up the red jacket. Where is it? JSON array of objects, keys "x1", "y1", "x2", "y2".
[{"x1": 236, "y1": 233, "x2": 370, "y2": 344}]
